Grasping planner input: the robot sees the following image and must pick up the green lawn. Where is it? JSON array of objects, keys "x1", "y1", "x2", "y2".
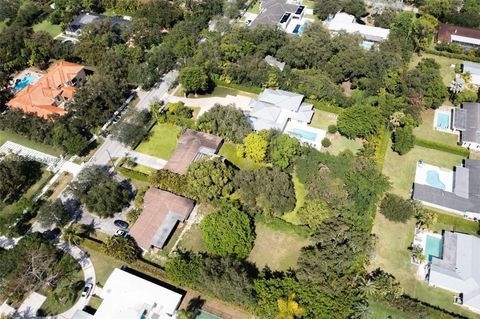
[
  {"x1": 87, "y1": 295, "x2": 103, "y2": 310},
  {"x1": 174, "y1": 85, "x2": 257, "y2": 99},
  {"x1": 367, "y1": 301, "x2": 416, "y2": 319},
  {"x1": 382, "y1": 143, "x2": 464, "y2": 198},
  {"x1": 135, "y1": 124, "x2": 181, "y2": 160},
  {"x1": 129, "y1": 164, "x2": 154, "y2": 175},
  {"x1": 0, "y1": 130, "x2": 62, "y2": 156},
  {"x1": 282, "y1": 174, "x2": 307, "y2": 225},
  {"x1": 219, "y1": 142, "x2": 266, "y2": 170},
  {"x1": 248, "y1": 222, "x2": 310, "y2": 271},
  {"x1": 371, "y1": 213, "x2": 480, "y2": 319},
  {"x1": 431, "y1": 210, "x2": 479, "y2": 235},
  {"x1": 178, "y1": 224, "x2": 206, "y2": 253},
  {"x1": 413, "y1": 109, "x2": 459, "y2": 146},
  {"x1": 247, "y1": 0, "x2": 261, "y2": 14},
  {"x1": 410, "y1": 53, "x2": 463, "y2": 87},
  {"x1": 81, "y1": 245, "x2": 123, "y2": 287},
  {"x1": 327, "y1": 135, "x2": 362, "y2": 155},
  {"x1": 310, "y1": 110, "x2": 337, "y2": 130},
  {"x1": 33, "y1": 19, "x2": 62, "y2": 37}
]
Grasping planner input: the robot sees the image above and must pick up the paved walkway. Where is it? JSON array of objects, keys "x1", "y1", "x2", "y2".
[
  {"x1": 17, "y1": 292, "x2": 47, "y2": 319},
  {"x1": 166, "y1": 94, "x2": 253, "y2": 117},
  {"x1": 127, "y1": 151, "x2": 167, "y2": 170}
]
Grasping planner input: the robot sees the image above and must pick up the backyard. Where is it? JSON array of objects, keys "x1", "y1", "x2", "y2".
[
  {"x1": 371, "y1": 213, "x2": 480, "y2": 319},
  {"x1": 413, "y1": 109, "x2": 459, "y2": 145},
  {"x1": 410, "y1": 52, "x2": 463, "y2": 87},
  {"x1": 367, "y1": 301, "x2": 416, "y2": 319},
  {"x1": 33, "y1": 19, "x2": 62, "y2": 37},
  {"x1": 218, "y1": 142, "x2": 266, "y2": 170},
  {"x1": 81, "y1": 245, "x2": 123, "y2": 287},
  {"x1": 174, "y1": 85, "x2": 257, "y2": 99},
  {"x1": 248, "y1": 221, "x2": 310, "y2": 271},
  {"x1": 0, "y1": 130, "x2": 62, "y2": 156},
  {"x1": 382, "y1": 143, "x2": 464, "y2": 198},
  {"x1": 134, "y1": 123, "x2": 181, "y2": 160},
  {"x1": 282, "y1": 174, "x2": 306, "y2": 225}
]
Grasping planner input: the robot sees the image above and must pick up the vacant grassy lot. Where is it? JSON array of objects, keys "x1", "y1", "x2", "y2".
[
  {"x1": 367, "y1": 301, "x2": 416, "y2": 319},
  {"x1": 33, "y1": 19, "x2": 62, "y2": 37},
  {"x1": 248, "y1": 222, "x2": 310, "y2": 271},
  {"x1": 410, "y1": 52, "x2": 463, "y2": 87},
  {"x1": 135, "y1": 124, "x2": 180, "y2": 160},
  {"x1": 413, "y1": 109, "x2": 459, "y2": 145},
  {"x1": 382, "y1": 143, "x2": 464, "y2": 198},
  {"x1": 81, "y1": 245, "x2": 123, "y2": 287},
  {"x1": 371, "y1": 213, "x2": 480, "y2": 319},
  {"x1": 175, "y1": 85, "x2": 257, "y2": 99},
  {"x1": 0, "y1": 130, "x2": 62, "y2": 156},
  {"x1": 219, "y1": 142, "x2": 266, "y2": 170},
  {"x1": 282, "y1": 174, "x2": 306, "y2": 225}
]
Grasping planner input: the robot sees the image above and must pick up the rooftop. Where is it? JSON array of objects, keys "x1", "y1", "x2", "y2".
[
  {"x1": 453, "y1": 102, "x2": 480, "y2": 144},
  {"x1": 164, "y1": 129, "x2": 223, "y2": 175},
  {"x1": 438, "y1": 23, "x2": 480, "y2": 45},
  {"x1": 66, "y1": 13, "x2": 129, "y2": 35},
  {"x1": 327, "y1": 12, "x2": 390, "y2": 42},
  {"x1": 129, "y1": 188, "x2": 195, "y2": 250},
  {"x1": 249, "y1": 0, "x2": 300, "y2": 28},
  {"x1": 93, "y1": 268, "x2": 184, "y2": 319}
]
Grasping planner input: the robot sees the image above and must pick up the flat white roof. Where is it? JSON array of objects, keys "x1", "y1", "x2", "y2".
[
  {"x1": 327, "y1": 12, "x2": 390, "y2": 41},
  {"x1": 452, "y1": 34, "x2": 480, "y2": 46},
  {"x1": 94, "y1": 268, "x2": 183, "y2": 319}
]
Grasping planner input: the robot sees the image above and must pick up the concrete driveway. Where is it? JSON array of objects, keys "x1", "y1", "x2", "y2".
[{"x1": 77, "y1": 208, "x2": 129, "y2": 236}]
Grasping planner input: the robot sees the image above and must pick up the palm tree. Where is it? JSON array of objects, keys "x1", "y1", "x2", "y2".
[
  {"x1": 358, "y1": 277, "x2": 379, "y2": 297},
  {"x1": 354, "y1": 302, "x2": 370, "y2": 319},
  {"x1": 62, "y1": 223, "x2": 84, "y2": 246},
  {"x1": 275, "y1": 294, "x2": 304, "y2": 319}
]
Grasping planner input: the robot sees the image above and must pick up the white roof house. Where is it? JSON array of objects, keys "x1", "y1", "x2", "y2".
[
  {"x1": 428, "y1": 232, "x2": 480, "y2": 313},
  {"x1": 93, "y1": 268, "x2": 183, "y2": 319},
  {"x1": 247, "y1": 89, "x2": 314, "y2": 131},
  {"x1": 463, "y1": 61, "x2": 480, "y2": 86},
  {"x1": 326, "y1": 12, "x2": 390, "y2": 42}
]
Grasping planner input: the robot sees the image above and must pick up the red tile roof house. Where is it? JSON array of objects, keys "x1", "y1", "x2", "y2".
[
  {"x1": 437, "y1": 23, "x2": 480, "y2": 50},
  {"x1": 129, "y1": 188, "x2": 195, "y2": 252},
  {"x1": 6, "y1": 61, "x2": 86, "y2": 119}
]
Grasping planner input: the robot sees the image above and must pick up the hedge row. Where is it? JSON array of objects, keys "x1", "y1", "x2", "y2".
[
  {"x1": 415, "y1": 138, "x2": 469, "y2": 157},
  {"x1": 117, "y1": 166, "x2": 150, "y2": 182},
  {"x1": 81, "y1": 237, "x2": 170, "y2": 283},
  {"x1": 423, "y1": 48, "x2": 480, "y2": 64},
  {"x1": 306, "y1": 99, "x2": 344, "y2": 115},
  {"x1": 376, "y1": 128, "x2": 391, "y2": 170}
]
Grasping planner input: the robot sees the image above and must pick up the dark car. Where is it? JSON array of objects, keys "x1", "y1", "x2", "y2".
[{"x1": 114, "y1": 220, "x2": 129, "y2": 229}]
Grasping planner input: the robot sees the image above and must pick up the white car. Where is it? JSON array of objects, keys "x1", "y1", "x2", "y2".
[
  {"x1": 82, "y1": 283, "x2": 93, "y2": 298},
  {"x1": 115, "y1": 229, "x2": 128, "y2": 238}
]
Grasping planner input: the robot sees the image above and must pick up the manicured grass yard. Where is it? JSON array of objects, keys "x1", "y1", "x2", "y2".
[
  {"x1": 174, "y1": 86, "x2": 257, "y2": 99},
  {"x1": 367, "y1": 300, "x2": 416, "y2": 319},
  {"x1": 135, "y1": 124, "x2": 181, "y2": 160},
  {"x1": 431, "y1": 210, "x2": 479, "y2": 235},
  {"x1": 0, "y1": 130, "x2": 62, "y2": 156},
  {"x1": 310, "y1": 110, "x2": 337, "y2": 130},
  {"x1": 327, "y1": 134, "x2": 362, "y2": 155},
  {"x1": 219, "y1": 142, "x2": 266, "y2": 170},
  {"x1": 33, "y1": 19, "x2": 62, "y2": 37},
  {"x1": 178, "y1": 224, "x2": 207, "y2": 253},
  {"x1": 413, "y1": 109, "x2": 459, "y2": 146},
  {"x1": 382, "y1": 143, "x2": 464, "y2": 198},
  {"x1": 410, "y1": 53, "x2": 463, "y2": 87},
  {"x1": 82, "y1": 245, "x2": 123, "y2": 287},
  {"x1": 282, "y1": 174, "x2": 306, "y2": 225},
  {"x1": 248, "y1": 222, "x2": 310, "y2": 270},
  {"x1": 247, "y1": 0, "x2": 261, "y2": 14},
  {"x1": 371, "y1": 213, "x2": 480, "y2": 319}
]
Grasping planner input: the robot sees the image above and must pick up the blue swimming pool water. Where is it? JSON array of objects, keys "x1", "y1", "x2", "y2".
[
  {"x1": 291, "y1": 128, "x2": 317, "y2": 141},
  {"x1": 361, "y1": 41, "x2": 374, "y2": 50},
  {"x1": 195, "y1": 310, "x2": 222, "y2": 319},
  {"x1": 436, "y1": 113, "x2": 450, "y2": 129},
  {"x1": 426, "y1": 170, "x2": 446, "y2": 190},
  {"x1": 14, "y1": 74, "x2": 38, "y2": 92},
  {"x1": 425, "y1": 235, "x2": 443, "y2": 262},
  {"x1": 292, "y1": 24, "x2": 301, "y2": 34}
]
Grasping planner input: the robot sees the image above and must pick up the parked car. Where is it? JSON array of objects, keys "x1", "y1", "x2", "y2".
[
  {"x1": 82, "y1": 283, "x2": 93, "y2": 298},
  {"x1": 115, "y1": 229, "x2": 128, "y2": 237},
  {"x1": 114, "y1": 220, "x2": 129, "y2": 229}
]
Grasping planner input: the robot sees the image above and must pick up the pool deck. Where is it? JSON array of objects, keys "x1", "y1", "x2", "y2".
[
  {"x1": 414, "y1": 162, "x2": 454, "y2": 192},
  {"x1": 434, "y1": 106, "x2": 458, "y2": 134},
  {"x1": 11, "y1": 69, "x2": 42, "y2": 93},
  {"x1": 413, "y1": 228, "x2": 443, "y2": 280},
  {"x1": 284, "y1": 121, "x2": 326, "y2": 150},
  {"x1": 285, "y1": 17, "x2": 314, "y2": 35}
]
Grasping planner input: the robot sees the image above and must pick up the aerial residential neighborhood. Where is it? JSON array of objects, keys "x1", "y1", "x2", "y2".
[{"x1": 3, "y1": 0, "x2": 480, "y2": 319}]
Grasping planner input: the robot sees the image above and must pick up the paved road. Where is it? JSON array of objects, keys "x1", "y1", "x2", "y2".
[
  {"x1": 88, "y1": 137, "x2": 129, "y2": 167},
  {"x1": 136, "y1": 70, "x2": 178, "y2": 111}
]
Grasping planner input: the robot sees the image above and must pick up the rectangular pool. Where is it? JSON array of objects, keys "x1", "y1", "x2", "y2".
[
  {"x1": 425, "y1": 235, "x2": 443, "y2": 262},
  {"x1": 361, "y1": 41, "x2": 374, "y2": 50},
  {"x1": 436, "y1": 113, "x2": 450, "y2": 130},
  {"x1": 291, "y1": 128, "x2": 317, "y2": 141}
]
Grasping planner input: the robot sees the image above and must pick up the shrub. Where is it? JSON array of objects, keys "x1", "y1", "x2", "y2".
[
  {"x1": 414, "y1": 138, "x2": 470, "y2": 157},
  {"x1": 392, "y1": 126, "x2": 415, "y2": 155},
  {"x1": 321, "y1": 137, "x2": 332, "y2": 148},
  {"x1": 327, "y1": 124, "x2": 338, "y2": 134},
  {"x1": 117, "y1": 167, "x2": 149, "y2": 182},
  {"x1": 102, "y1": 236, "x2": 141, "y2": 263},
  {"x1": 380, "y1": 193, "x2": 415, "y2": 222},
  {"x1": 337, "y1": 105, "x2": 383, "y2": 138}
]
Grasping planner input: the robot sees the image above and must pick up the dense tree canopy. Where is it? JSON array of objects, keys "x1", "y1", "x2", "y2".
[
  {"x1": 0, "y1": 156, "x2": 42, "y2": 204},
  {"x1": 200, "y1": 202, "x2": 255, "y2": 258},
  {"x1": 337, "y1": 106, "x2": 383, "y2": 138},
  {"x1": 37, "y1": 199, "x2": 73, "y2": 228}
]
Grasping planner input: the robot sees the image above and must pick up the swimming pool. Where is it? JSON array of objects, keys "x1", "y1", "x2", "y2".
[
  {"x1": 14, "y1": 74, "x2": 39, "y2": 92},
  {"x1": 426, "y1": 170, "x2": 446, "y2": 190},
  {"x1": 361, "y1": 41, "x2": 374, "y2": 50},
  {"x1": 436, "y1": 113, "x2": 450, "y2": 130},
  {"x1": 195, "y1": 310, "x2": 222, "y2": 319},
  {"x1": 291, "y1": 128, "x2": 317, "y2": 141},
  {"x1": 293, "y1": 20, "x2": 312, "y2": 35},
  {"x1": 292, "y1": 24, "x2": 301, "y2": 34},
  {"x1": 425, "y1": 235, "x2": 443, "y2": 262}
]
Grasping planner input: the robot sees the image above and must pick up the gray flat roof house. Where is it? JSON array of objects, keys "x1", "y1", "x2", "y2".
[
  {"x1": 264, "y1": 55, "x2": 286, "y2": 71},
  {"x1": 412, "y1": 160, "x2": 480, "y2": 218},
  {"x1": 65, "y1": 13, "x2": 130, "y2": 37},
  {"x1": 453, "y1": 102, "x2": 480, "y2": 148},
  {"x1": 428, "y1": 231, "x2": 480, "y2": 313},
  {"x1": 249, "y1": 0, "x2": 305, "y2": 30},
  {"x1": 247, "y1": 89, "x2": 314, "y2": 131}
]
